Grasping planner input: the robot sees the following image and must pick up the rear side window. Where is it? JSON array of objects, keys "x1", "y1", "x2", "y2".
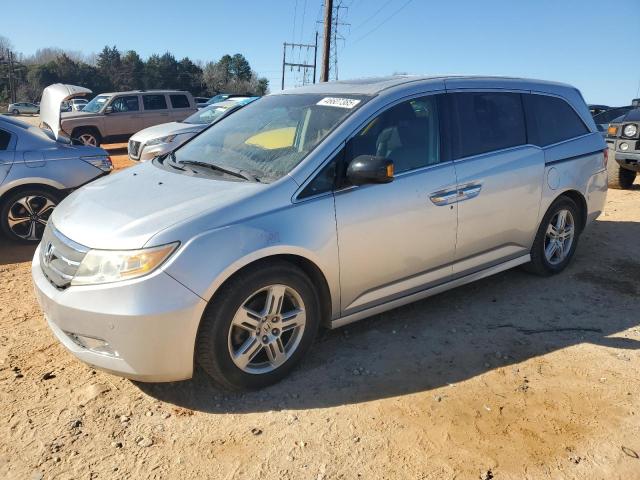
[
  {"x1": 524, "y1": 94, "x2": 589, "y2": 146},
  {"x1": 143, "y1": 94, "x2": 168, "y2": 110},
  {"x1": 0, "y1": 129, "x2": 11, "y2": 150},
  {"x1": 170, "y1": 94, "x2": 190, "y2": 109},
  {"x1": 450, "y1": 92, "x2": 526, "y2": 159}
]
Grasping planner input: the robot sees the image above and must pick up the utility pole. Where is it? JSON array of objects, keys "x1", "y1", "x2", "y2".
[
  {"x1": 281, "y1": 36, "x2": 318, "y2": 90},
  {"x1": 320, "y1": 0, "x2": 333, "y2": 82},
  {"x1": 8, "y1": 50, "x2": 15, "y2": 103}
]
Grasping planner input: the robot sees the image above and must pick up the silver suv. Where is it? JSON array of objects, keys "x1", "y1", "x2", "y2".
[
  {"x1": 40, "y1": 84, "x2": 197, "y2": 146},
  {"x1": 32, "y1": 76, "x2": 608, "y2": 390}
]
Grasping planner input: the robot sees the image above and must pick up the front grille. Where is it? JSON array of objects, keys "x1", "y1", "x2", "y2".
[
  {"x1": 128, "y1": 140, "x2": 141, "y2": 159},
  {"x1": 40, "y1": 224, "x2": 88, "y2": 289}
]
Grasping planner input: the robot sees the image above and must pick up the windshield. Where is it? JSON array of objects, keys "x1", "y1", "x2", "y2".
[
  {"x1": 184, "y1": 104, "x2": 231, "y2": 125},
  {"x1": 205, "y1": 94, "x2": 229, "y2": 105},
  {"x1": 172, "y1": 94, "x2": 367, "y2": 182},
  {"x1": 82, "y1": 95, "x2": 110, "y2": 113}
]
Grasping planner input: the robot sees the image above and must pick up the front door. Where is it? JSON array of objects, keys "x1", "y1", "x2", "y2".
[
  {"x1": 334, "y1": 94, "x2": 458, "y2": 315},
  {"x1": 104, "y1": 95, "x2": 141, "y2": 138},
  {"x1": 0, "y1": 128, "x2": 15, "y2": 184}
]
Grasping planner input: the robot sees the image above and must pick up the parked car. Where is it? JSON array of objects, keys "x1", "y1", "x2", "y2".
[
  {"x1": 7, "y1": 102, "x2": 39, "y2": 115},
  {"x1": 128, "y1": 97, "x2": 259, "y2": 161},
  {"x1": 69, "y1": 98, "x2": 88, "y2": 111},
  {"x1": 197, "y1": 93, "x2": 249, "y2": 109},
  {"x1": 39, "y1": 84, "x2": 197, "y2": 147},
  {"x1": 193, "y1": 97, "x2": 210, "y2": 105},
  {"x1": 605, "y1": 107, "x2": 640, "y2": 189},
  {"x1": 32, "y1": 76, "x2": 607, "y2": 390},
  {"x1": 0, "y1": 115, "x2": 112, "y2": 243}
]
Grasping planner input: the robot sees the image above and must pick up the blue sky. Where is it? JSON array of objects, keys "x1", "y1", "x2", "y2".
[{"x1": 4, "y1": 0, "x2": 639, "y2": 105}]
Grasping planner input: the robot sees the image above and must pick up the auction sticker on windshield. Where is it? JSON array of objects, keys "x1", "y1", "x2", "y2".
[{"x1": 316, "y1": 97, "x2": 361, "y2": 109}]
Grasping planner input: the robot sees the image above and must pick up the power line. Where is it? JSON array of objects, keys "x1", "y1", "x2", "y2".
[
  {"x1": 350, "y1": 0, "x2": 393, "y2": 31},
  {"x1": 350, "y1": 0, "x2": 413, "y2": 46}
]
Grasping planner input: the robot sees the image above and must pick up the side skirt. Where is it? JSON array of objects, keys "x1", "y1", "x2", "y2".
[{"x1": 330, "y1": 254, "x2": 530, "y2": 329}]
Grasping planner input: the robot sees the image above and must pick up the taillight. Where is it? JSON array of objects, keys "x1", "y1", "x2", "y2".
[{"x1": 603, "y1": 148, "x2": 608, "y2": 169}]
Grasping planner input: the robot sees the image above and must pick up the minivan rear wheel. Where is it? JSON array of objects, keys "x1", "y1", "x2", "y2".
[
  {"x1": 0, "y1": 188, "x2": 59, "y2": 243},
  {"x1": 196, "y1": 261, "x2": 321, "y2": 391},
  {"x1": 524, "y1": 196, "x2": 580, "y2": 276}
]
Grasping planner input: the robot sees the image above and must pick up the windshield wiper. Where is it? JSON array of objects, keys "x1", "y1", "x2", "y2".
[{"x1": 178, "y1": 160, "x2": 259, "y2": 182}]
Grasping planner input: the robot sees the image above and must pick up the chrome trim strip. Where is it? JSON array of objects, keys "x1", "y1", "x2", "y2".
[
  {"x1": 330, "y1": 255, "x2": 530, "y2": 329},
  {"x1": 50, "y1": 224, "x2": 89, "y2": 253}
]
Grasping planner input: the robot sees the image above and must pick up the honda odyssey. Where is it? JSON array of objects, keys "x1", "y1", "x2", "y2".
[{"x1": 32, "y1": 76, "x2": 608, "y2": 390}]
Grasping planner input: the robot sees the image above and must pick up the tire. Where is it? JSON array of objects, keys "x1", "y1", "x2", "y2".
[
  {"x1": 196, "y1": 261, "x2": 321, "y2": 391},
  {"x1": 11, "y1": 109, "x2": 19, "y2": 115},
  {"x1": 607, "y1": 158, "x2": 636, "y2": 189},
  {"x1": 524, "y1": 196, "x2": 581, "y2": 276},
  {"x1": 0, "y1": 188, "x2": 59, "y2": 243},
  {"x1": 73, "y1": 128, "x2": 101, "y2": 147}
]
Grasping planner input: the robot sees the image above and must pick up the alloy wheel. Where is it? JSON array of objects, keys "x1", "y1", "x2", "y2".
[
  {"x1": 544, "y1": 208, "x2": 575, "y2": 265},
  {"x1": 7, "y1": 195, "x2": 56, "y2": 241},
  {"x1": 78, "y1": 133, "x2": 97, "y2": 146},
  {"x1": 227, "y1": 284, "x2": 307, "y2": 374}
]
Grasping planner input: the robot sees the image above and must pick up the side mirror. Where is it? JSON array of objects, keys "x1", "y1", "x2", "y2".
[
  {"x1": 346, "y1": 155, "x2": 394, "y2": 186},
  {"x1": 104, "y1": 106, "x2": 113, "y2": 114}
]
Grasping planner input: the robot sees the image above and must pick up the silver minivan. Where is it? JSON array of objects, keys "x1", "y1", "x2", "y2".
[{"x1": 32, "y1": 76, "x2": 608, "y2": 390}]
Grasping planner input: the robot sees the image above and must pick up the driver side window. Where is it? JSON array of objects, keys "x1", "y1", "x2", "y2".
[
  {"x1": 111, "y1": 96, "x2": 140, "y2": 113},
  {"x1": 348, "y1": 95, "x2": 441, "y2": 173}
]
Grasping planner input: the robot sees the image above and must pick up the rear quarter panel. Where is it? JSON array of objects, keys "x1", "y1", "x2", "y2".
[
  {"x1": 539, "y1": 132, "x2": 607, "y2": 227},
  {"x1": 0, "y1": 158, "x2": 104, "y2": 197}
]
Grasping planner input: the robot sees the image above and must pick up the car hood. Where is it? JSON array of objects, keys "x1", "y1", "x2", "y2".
[
  {"x1": 50, "y1": 161, "x2": 265, "y2": 250},
  {"x1": 130, "y1": 122, "x2": 205, "y2": 143},
  {"x1": 40, "y1": 83, "x2": 92, "y2": 140}
]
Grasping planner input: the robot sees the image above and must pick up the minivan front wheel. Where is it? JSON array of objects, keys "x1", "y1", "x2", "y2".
[
  {"x1": 525, "y1": 197, "x2": 580, "y2": 276},
  {"x1": 196, "y1": 261, "x2": 320, "y2": 390}
]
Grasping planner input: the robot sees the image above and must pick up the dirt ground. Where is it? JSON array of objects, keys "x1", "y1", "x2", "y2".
[{"x1": 1, "y1": 118, "x2": 640, "y2": 479}]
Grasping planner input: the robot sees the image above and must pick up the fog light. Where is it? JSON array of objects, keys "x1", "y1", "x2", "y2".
[
  {"x1": 619, "y1": 142, "x2": 629, "y2": 151},
  {"x1": 66, "y1": 332, "x2": 118, "y2": 357}
]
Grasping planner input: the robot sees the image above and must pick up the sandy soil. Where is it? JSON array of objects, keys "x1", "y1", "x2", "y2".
[{"x1": 1, "y1": 116, "x2": 640, "y2": 479}]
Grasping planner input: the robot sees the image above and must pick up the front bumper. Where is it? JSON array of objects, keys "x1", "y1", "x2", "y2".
[
  {"x1": 614, "y1": 151, "x2": 640, "y2": 172},
  {"x1": 128, "y1": 140, "x2": 172, "y2": 162},
  {"x1": 32, "y1": 245, "x2": 207, "y2": 382}
]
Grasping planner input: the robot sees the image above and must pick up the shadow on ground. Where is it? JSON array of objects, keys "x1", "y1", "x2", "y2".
[
  {"x1": 0, "y1": 239, "x2": 37, "y2": 266},
  {"x1": 137, "y1": 218, "x2": 640, "y2": 413}
]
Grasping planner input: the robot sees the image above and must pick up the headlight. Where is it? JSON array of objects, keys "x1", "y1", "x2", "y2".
[
  {"x1": 71, "y1": 242, "x2": 179, "y2": 286},
  {"x1": 145, "y1": 134, "x2": 177, "y2": 146},
  {"x1": 81, "y1": 155, "x2": 113, "y2": 172},
  {"x1": 619, "y1": 142, "x2": 629, "y2": 151},
  {"x1": 623, "y1": 124, "x2": 638, "y2": 137}
]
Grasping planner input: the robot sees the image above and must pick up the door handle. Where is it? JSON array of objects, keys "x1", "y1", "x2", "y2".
[
  {"x1": 458, "y1": 184, "x2": 482, "y2": 201},
  {"x1": 429, "y1": 189, "x2": 461, "y2": 206}
]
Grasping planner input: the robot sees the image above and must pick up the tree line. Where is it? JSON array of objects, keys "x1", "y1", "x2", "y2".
[{"x1": 0, "y1": 38, "x2": 269, "y2": 107}]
